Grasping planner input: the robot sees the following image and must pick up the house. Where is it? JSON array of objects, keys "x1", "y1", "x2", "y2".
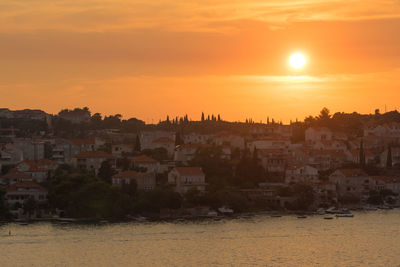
[
  {"x1": 285, "y1": 165, "x2": 319, "y2": 184},
  {"x1": 16, "y1": 159, "x2": 58, "y2": 183},
  {"x1": 370, "y1": 176, "x2": 400, "y2": 194},
  {"x1": 0, "y1": 169, "x2": 32, "y2": 185},
  {"x1": 168, "y1": 167, "x2": 207, "y2": 194},
  {"x1": 305, "y1": 127, "x2": 332, "y2": 143},
  {"x1": 112, "y1": 171, "x2": 156, "y2": 191},
  {"x1": 72, "y1": 151, "x2": 116, "y2": 175},
  {"x1": 258, "y1": 149, "x2": 287, "y2": 173},
  {"x1": 329, "y1": 169, "x2": 371, "y2": 199},
  {"x1": 247, "y1": 137, "x2": 290, "y2": 153},
  {"x1": 151, "y1": 137, "x2": 175, "y2": 157},
  {"x1": 364, "y1": 123, "x2": 400, "y2": 138},
  {"x1": 0, "y1": 143, "x2": 24, "y2": 165},
  {"x1": 140, "y1": 131, "x2": 175, "y2": 151},
  {"x1": 132, "y1": 155, "x2": 159, "y2": 173},
  {"x1": 6, "y1": 181, "x2": 48, "y2": 207}
]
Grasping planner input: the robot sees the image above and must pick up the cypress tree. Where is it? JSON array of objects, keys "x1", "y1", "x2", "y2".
[
  {"x1": 359, "y1": 139, "x2": 365, "y2": 167},
  {"x1": 387, "y1": 146, "x2": 392, "y2": 168},
  {"x1": 201, "y1": 112, "x2": 205, "y2": 122},
  {"x1": 134, "y1": 135, "x2": 141, "y2": 151}
]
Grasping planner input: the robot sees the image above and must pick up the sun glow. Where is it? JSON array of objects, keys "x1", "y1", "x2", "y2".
[{"x1": 289, "y1": 53, "x2": 306, "y2": 69}]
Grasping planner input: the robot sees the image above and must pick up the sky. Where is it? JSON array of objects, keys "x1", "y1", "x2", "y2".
[{"x1": 1, "y1": 0, "x2": 400, "y2": 123}]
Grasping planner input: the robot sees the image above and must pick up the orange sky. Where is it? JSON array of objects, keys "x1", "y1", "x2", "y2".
[{"x1": 1, "y1": 0, "x2": 400, "y2": 122}]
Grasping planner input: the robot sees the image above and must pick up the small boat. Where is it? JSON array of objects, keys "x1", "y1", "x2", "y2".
[
  {"x1": 270, "y1": 214, "x2": 282, "y2": 218},
  {"x1": 99, "y1": 220, "x2": 109, "y2": 224},
  {"x1": 19, "y1": 222, "x2": 29, "y2": 226},
  {"x1": 218, "y1": 206, "x2": 234, "y2": 214},
  {"x1": 336, "y1": 214, "x2": 354, "y2": 218},
  {"x1": 297, "y1": 215, "x2": 307, "y2": 219},
  {"x1": 324, "y1": 216, "x2": 334, "y2": 220}
]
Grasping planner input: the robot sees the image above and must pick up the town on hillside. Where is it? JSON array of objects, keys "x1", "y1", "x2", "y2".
[{"x1": 0, "y1": 107, "x2": 400, "y2": 220}]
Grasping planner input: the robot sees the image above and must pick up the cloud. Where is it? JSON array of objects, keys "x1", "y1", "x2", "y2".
[{"x1": 1, "y1": 0, "x2": 400, "y2": 33}]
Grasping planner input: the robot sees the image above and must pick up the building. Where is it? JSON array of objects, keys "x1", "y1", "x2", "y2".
[
  {"x1": 0, "y1": 169, "x2": 32, "y2": 185},
  {"x1": 370, "y1": 176, "x2": 400, "y2": 194},
  {"x1": 305, "y1": 127, "x2": 332, "y2": 143},
  {"x1": 0, "y1": 143, "x2": 24, "y2": 165},
  {"x1": 151, "y1": 137, "x2": 175, "y2": 157},
  {"x1": 132, "y1": 155, "x2": 159, "y2": 173},
  {"x1": 16, "y1": 159, "x2": 58, "y2": 183},
  {"x1": 13, "y1": 139, "x2": 45, "y2": 161},
  {"x1": 72, "y1": 151, "x2": 116, "y2": 175},
  {"x1": 285, "y1": 165, "x2": 319, "y2": 184},
  {"x1": 329, "y1": 169, "x2": 371, "y2": 199},
  {"x1": 112, "y1": 171, "x2": 156, "y2": 191},
  {"x1": 6, "y1": 181, "x2": 48, "y2": 207},
  {"x1": 168, "y1": 167, "x2": 206, "y2": 194}
]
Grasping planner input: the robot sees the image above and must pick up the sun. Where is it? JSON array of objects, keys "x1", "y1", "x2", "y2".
[{"x1": 289, "y1": 52, "x2": 306, "y2": 69}]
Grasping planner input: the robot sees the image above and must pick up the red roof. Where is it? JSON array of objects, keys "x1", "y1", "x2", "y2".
[
  {"x1": 112, "y1": 171, "x2": 140, "y2": 179},
  {"x1": 1, "y1": 169, "x2": 31, "y2": 179},
  {"x1": 132, "y1": 155, "x2": 158, "y2": 163},
  {"x1": 74, "y1": 151, "x2": 115, "y2": 159},
  {"x1": 8, "y1": 181, "x2": 46, "y2": 192},
  {"x1": 174, "y1": 167, "x2": 204, "y2": 176}
]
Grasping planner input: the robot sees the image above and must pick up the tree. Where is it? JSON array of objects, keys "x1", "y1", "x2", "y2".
[
  {"x1": 98, "y1": 161, "x2": 114, "y2": 183},
  {"x1": 318, "y1": 107, "x2": 331, "y2": 121},
  {"x1": 387, "y1": 146, "x2": 392, "y2": 168},
  {"x1": 201, "y1": 112, "x2": 205, "y2": 122},
  {"x1": 134, "y1": 135, "x2": 141, "y2": 151},
  {"x1": 23, "y1": 197, "x2": 37, "y2": 218},
  {"x1": 175, "y1": 131, "x2": 183, "y2": 146}
]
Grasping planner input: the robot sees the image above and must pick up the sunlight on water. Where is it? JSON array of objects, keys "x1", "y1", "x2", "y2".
[{"x1": 1, "y1": 210, "x2": 400, "y2": 266}]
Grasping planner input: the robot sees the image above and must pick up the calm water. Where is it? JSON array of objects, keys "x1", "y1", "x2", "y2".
[{"x1": 1, "y1": 210, "x2": 400, "y2": 266}]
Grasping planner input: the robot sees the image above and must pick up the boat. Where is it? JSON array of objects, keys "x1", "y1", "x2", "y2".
[
  {"x1": 218, "y1": 206, "x2": 234, "y2": 215},
  {"x1": 324, "y1": 216, "x2": 334, "y2": 220},
  {"x1": 270, "y1": 214, "x2": 282, "y2": 218},
  {"x1": 297, "y1": 215, "x2": 307, "y2": 219}
]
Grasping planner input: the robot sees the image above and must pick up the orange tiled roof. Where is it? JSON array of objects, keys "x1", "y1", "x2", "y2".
[
  {"x1": 8, "y1": 181, "x2": 46, "y2": 192},
  {"x1": 132, "y1": 155, "x2": 158, "y2": 163}
]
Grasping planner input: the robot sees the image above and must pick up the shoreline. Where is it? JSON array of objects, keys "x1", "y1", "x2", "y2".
[{"x1": 1, "y1": 207, "x2": 398, "y2": 225}]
